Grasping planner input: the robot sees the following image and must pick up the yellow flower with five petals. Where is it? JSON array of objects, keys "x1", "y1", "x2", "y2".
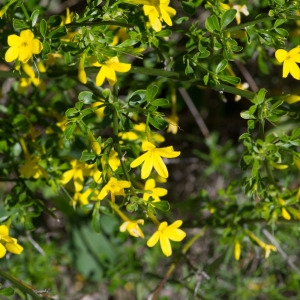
[
  {"x1": 275, "y1": 46, "x2": 300, "y2": 80},
  {"x1": 5, "y1": 29, "x2": 43, "y2": 63},
  {"x1": 147, "y1": 220, "x2": 186, "y2": 256},
  {"x1": 91, "y1": 56, "x2": 131, "y2": 86},
  {"x1": 130, "y1": 141, "x2": 180, "y2": 179},
  {"x1": 98, "y1": 177, "x2": 131, "y2": 203}
]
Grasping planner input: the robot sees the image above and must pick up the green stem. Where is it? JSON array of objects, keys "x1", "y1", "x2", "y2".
[
  {"x1": 147, "y1": 211, "x2": 160, "y2": 227},
  {"x1": 111, "y1": 202, "x2": 129, "y2": 221},
  {"x1": 0, "y1": 270, "x2": 43, "y2": 300},
  {"x1": 20, "y1": 4, "x2": 30, "y2": 21},
  {"x1": 65, "y1": 21, "x2": 135, "y2": 28}
]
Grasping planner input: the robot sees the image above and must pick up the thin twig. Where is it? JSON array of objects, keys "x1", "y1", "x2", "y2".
[
  {"x1": 262, "y1": 229, "x2": 300, "y2": 275},
  {"x1": 178, "y1": 88, "x2": 210, "y2": 138},
  {"x1": 234, "y1": 60, "x2": 259, "y2": 92}
]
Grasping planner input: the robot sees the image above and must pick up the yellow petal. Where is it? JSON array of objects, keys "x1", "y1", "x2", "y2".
[
  {"x1": 0, "y1": 243, "x2": 7, "y2": 258},
  {"x1": 234, "y1": 242, "x2": 241, "y2": 261},
  {"x1": 96, "y1": 67, "x2": 106, "y2": 86},
  {"x1": 152, "y1": 153, "x2": 168, "y2": 178},
  {"x1": 282, "y1": 207, "x2": 291, "y2": 220},
  {"x1": 159, "y1": 233, "x2": 172, "y2": 256},
  {"x1": 112, "y1": 62, "x2": 131, "y2": 73},
  {"x1": 5, "y1": 46, "x2": 19, "y2": 62},
  {"x1": 130, "y1": 152, "x2": 148, "y2": 168},
  {"x1": 20, "y1": 29, "x2": 34, "y2": 41},
  {"x1": 31, "y1": 39, "x2": 43, "y2": 54},
  {"x1": 7, "y1": 34, "x2": 21, "y2": 47},
  {"x1": 61, "y1": 169, "x2": 74, "y2": 184},
  {"x1": 0, "y1": 225, "x2": 9, "y2": 235},
  {"x1": 141, "y1": 154, "x2": 154, "y2": 179},
  {"x1": 156, "y1": 146, "x2": 180, "y2": 158},
  {"x1": 284, "y1": 60, "x2": 300, "y2": 80},
  {"x1": 147, "y1": 231, "x2": 160, "y2": 247},
  {"x1": 6, "y1": 242, "x2": 23, "y2": 254},
  {"x1": 142, "y1": 141, "x2": 156, "y2": 151},
  {"x1": 275, "y1": 49, "x2": 287, "y2": 63}
]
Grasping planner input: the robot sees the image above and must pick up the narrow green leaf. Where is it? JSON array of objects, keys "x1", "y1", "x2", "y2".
[
  {"x1": 149, "y1": 117, "x2": 168, "y2": 130},
  {"x1": 39, "y1": 19, "x2": 47, "y2": 37},
  {"x1": 146, "y1": 85, "x2": 159, "y2": 103},
  {"x1": 80, "y1": 151, "x2": 96, "y2": 162},
  {"x1": 65, "y1": 108, "x2": 78, "y2": 117},
  {"x1": 92, "y1": 208, "x2": 101, "y2": 233},
  {"x1": 215, "y1": 59, "x2": 228, "y2": 73},
  {"x1": 77, "y1": 120, "x2": 87, "y2": 134},
  {"x1": 205, "y1": 15, "x2": 220, "y2": 32},
  {"x1": 218, "y1": 75, "x2": 240, "y2": 85},
  {"x1": 47, "y1": 26, "x2": 67, "y2": 38},
  {"x1": 152, "y1": 201, "x2": 170, "y2": 212},
  {"x1": 75, "y1": 101, "x2": 84, "y2": 111},
  {"x1": 64, "y1": 123, "x2": 76, "y2": 139},
  {"x1": 13, "y1": 19, "x2": 29, "y2": 29},
  {"x1": 31, "y1": 9, "x2": 40, "y2": 27},
  {"x1": 221, "y1": 9, "x2": 236, "y2": 29},
  {"x1": 150, "y1": 98, "x2": 169, "y2": 107}
]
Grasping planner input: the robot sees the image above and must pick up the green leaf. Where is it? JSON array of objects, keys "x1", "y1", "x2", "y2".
[
  {"x1": 221, "y1": 9, "x2": 236, "y2": 29},
  {"x1": 274, "y1": 28, "x2": 289, "y2": 37},
  {"x1": 152, "y1": 201, "x2": 170, "y2": 212},
  {"x1": 80, "y1": 151, "x2": 96, "y2": 162},
  {"x1": 77, "y1": 120, "x2": 87, "y2": 134},
  {"x1": 149, "y1": 116, "x2": 168, "y2": 130},
  {"x1": 80, "y1": 108, "x2": 94, "y2": 117},
  {"x1": 92, "y1": 207, "x2": 101, "y2": 233},
  {"x1": 31, "y1": 9, "x2": 40, "y2": 27},
  {"x1": 215, "y1": 59, "x2": 228, "y2": 73},
  {"x1": 253, "y1": 88, "x2": 267, "y2": 105},
  {"x1": 205, "y1": 15, "x2": 220, "y2": 32},
  {"x1": 150, "y1": 98, "x2": 169, "y2": 107},
  {"x1": 40, "y1": 19, "x2": 47, "y2": 37},
  {"x1": 146, "y1": 85, "x2": 159, "y2": 103},
  {"x1": 128, "y1": 90, "x2": 146, "y2": 104},
  {"x1": 0, "y1": 287, "x2": 14, "y2": 296},
  {"x1": 64, "y1": 123, "x2": 77, "y2": 139},
  {"x1": 75, "y1": 101, "x2": 84, "y2": 111},
  {"x1": 240, "y1": 111, "x2": 255, "y2": 120},
  {"x1": 274, "y1": 19, "x2": 286, "y2": 28},
  {"x1": 78, "y1": 91, "x2": 99, "y2": 104},
  {"x1": 203, "y1": 74, "x2": 209, "y2": 85},
  {"x1": 13, "y1": 18, "x2": 29, "y2": 29},
  {"x1": 42, "y1": 40, "x2": 51, "y2": 54},
  {"x1": 65, "y1": 108, "x2": 78, "y2": 117},
  {"x1": 48, "y1": 25, "x2": 67, "y2": 39},
  {"x1": 218, "y1": 75, "x2": 240, "y2": 85},
  {"x1": 155, "y1": 30, "x2": 172, "y2": 37}
]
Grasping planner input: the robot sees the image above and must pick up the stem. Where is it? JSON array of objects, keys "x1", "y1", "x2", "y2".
[
  {"x1": 111, "y1": 202, "x2": 129, "y2": 221},
  {"x1": 0, "y1": 270, "x2": 43, "y2": 300},
  {"x1": 20, "y1": 4, "x2": 30, "y2": 21},
  {"x1": 65, "y1": 20, "x2": 135, "y2": 28},
  {"x1": 150, "y1": 227, "x2": 207, "y2": 300},
  {"x1": 147, "y1": 211, "x2": 160, "y2": 227}
]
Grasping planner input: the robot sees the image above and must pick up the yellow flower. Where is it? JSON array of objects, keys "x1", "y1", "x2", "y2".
[
  {"x1": 102, "y1": 149, "x2": 121, "y2": 172},
  {"x1": 73, "y1": 188, "x2": 98, "y2": 206},
  {"x1": 143, "y1": 0, "x2": 176, "y2": 32},
  {"x1": 147, "y1": 220, "x2": 186, "y2": 256},
  {"x1": 61, "y1": 159, "x2": 93, "y2": 192},
  {"x1": 246, "y1": 230, "x2": 277, "y2": 258},
  {"x1": 278, "y1": 198, "x2": 291, "y2": 220},
  {"x1": 275, "y1": 46, "x2": 300, "y2": 80},
  {"x1": 91, "y1": 56, "x2": 131, "y2": 86},
  {"x1": 143, "y1": 178, "x2": 167, "y2": 202},
  {"x1": 130, "y1": 141, "x2": 180, "y2": 179},
  {"x1": 78, "y1": 54, "x2": 87, "y2": 84},
  {"x1": 165, "y1": 114, "x2": 179, "y2": 134},
  {"x1": 0, "y1": 225, "x2": 23, "y2": 258},
  {"x1": 98, "y1": 177, "x2": 131, "y2": 203},
  {"x1": 234, "y1": 241, "x2": 241, "y2": 261},
  {"x1": 18, "y1": 63, "x2": 46, "y2": 94},
  {"x1": 19, "y1": 155, "x2": 48, "y2": 179},
  {"x1": 120, "y1": 219, "x2": 145, "y2": 238},
  {"x1": 5, "y1": 29, "x2": 43, "y2": 63},
  {"x1": 232, "y1": 5, "x2": 249, "y2": 25},
  {"x1": 91, "y1": 101, "x2": 105, "y2": 118},
  {"x1": 110, "y1": 26, "x2": 129, "y2": 46}
]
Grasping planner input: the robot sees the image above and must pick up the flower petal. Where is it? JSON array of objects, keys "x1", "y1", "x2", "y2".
[
  {"x1": 0, "y1": 225, "x2": 9, "y2": 236},
  {"x1": 156, "y1": 146, "x2": 180, "y2": 158},
  {"x1": 141, "y1": 153, "x2": 154, "y2": 179},
  {"x1": 31, "y1": 39, "x2": 43, "y2": 54},
  {"x1": 130, "y1": 152, "x2": 148, "y2": 168},
  {"x1": 159, "y1": 233, "x2": 172, "y2": 256},
  {"x1": 6, "y1": 242, "x2": 23, "y2": 254},
  {"x1": 5, "y1": 46, "x2": 19, "y2": 62},
  {"x1": 275, "y1": 49, "x2": 287, "y2": 63},
  {"x1": 0, "y1": 243, "x2": 6, "y2": 258},
  {"x1": 147, "y1": 231, "x2": 160, "y2": 247},
  {"x1": 96, "y1": 67, "x2": 106, "y2": 86},
  {"x1": 152, "y1": 153, "x2": 168, "y2": 178}
]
